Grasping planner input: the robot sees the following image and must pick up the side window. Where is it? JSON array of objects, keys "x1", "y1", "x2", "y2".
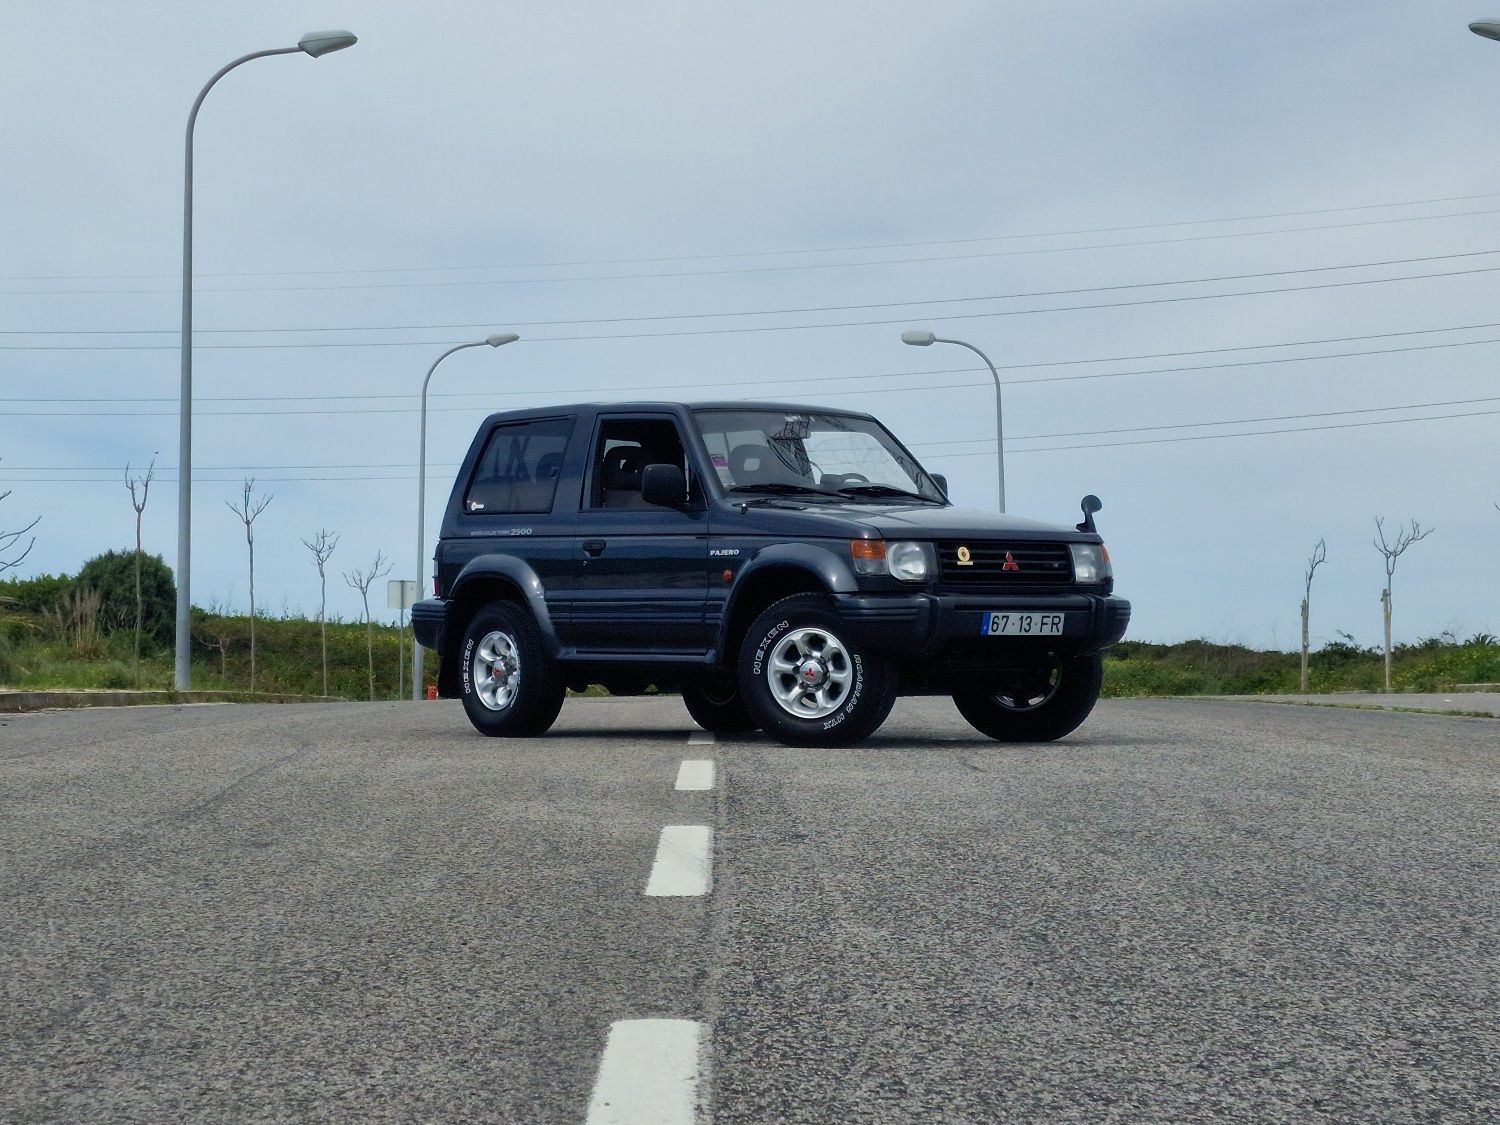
[
  {"x1": 589, "y1": 418, "x2": 689, "y2": 509},
  {"x1": 464, "y1": 416, "x2": 574, "y2": 515}
]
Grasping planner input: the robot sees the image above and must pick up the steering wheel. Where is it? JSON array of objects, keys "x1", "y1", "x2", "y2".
[{"x1": 839, "y1": 473, "x2": 870, "y2": 486}]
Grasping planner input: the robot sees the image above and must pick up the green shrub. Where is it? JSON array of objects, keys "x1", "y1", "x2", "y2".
[
  {"x1": 1395, "y1": 643, "x2": 1500, "y2": 691},
  {"x1": 75, "y1": 550, "x2": 176, "y2": 644},
  {"x1": 0, "y1": 572, "x2": 73, "y2": 613}
]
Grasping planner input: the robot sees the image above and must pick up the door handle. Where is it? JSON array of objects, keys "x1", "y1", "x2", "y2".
[{"x1": 582, "y1": 539, "x2": 607, "y2": 557}]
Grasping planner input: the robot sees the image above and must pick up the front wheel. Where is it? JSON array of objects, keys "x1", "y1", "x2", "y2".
[
  {"x1": 459, "y1": 602, "x2": 566, "y2": 737},
  {"x1": 953, "y1": 652, "x2": 1103, "y2": 742},
  {"x1": 738, "y1": 594, "x2": 896, "y2": 747}
]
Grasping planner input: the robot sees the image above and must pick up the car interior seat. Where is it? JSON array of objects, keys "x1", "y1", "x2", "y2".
[{"x1": 601, "y1": 446, "x2": 649, "y2": 507}]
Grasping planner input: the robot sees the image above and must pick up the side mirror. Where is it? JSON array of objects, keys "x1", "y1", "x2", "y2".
[
  {"x1": 1077, "y1": 494, "x2": 1102, "y2": 533},
  {"x1": 641, "y1": 463, "x2": 688, "y2": 508}
]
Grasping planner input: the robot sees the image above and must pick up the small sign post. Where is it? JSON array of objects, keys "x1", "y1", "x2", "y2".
[{"x1": 388, "y1": 580, "x2": 418, "y2": 698}]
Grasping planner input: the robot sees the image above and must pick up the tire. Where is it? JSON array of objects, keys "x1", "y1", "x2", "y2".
[
  {"x1": 737, "y1": 593, "x2": 897, "y2": 747},
  {"x1": 953, "y1": 652, "x2": 1103, "y2": 742},
  {"x1": 681, "y1": 674, "x2": 759, "y2": 734},
  {"x1": 458, "y1": 601, "x2": 566, "y2": 737}
]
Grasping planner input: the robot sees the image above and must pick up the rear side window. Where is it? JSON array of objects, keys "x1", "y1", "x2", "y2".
[{"x1": 464, "y1": 416, "x2": 574, "y2": 514}]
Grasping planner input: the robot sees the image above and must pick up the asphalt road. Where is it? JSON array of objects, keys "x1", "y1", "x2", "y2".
[{"x1": 1, "y1": 697, "x2": 1495, "y2": 1123}]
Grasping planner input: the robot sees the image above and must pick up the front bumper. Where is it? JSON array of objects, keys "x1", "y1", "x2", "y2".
[{"x1": 833, "y1": 590, "x2": 1130, "y2": 657}]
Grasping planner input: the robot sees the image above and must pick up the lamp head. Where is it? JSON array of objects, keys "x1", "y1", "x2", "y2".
[
  {"x1": 298, "y1": 30, "x2": 358, "y2": 58},
  {"x1": 485, "y1": 333, "x2": 520, "y2": 347},
  {"x1": 1471, "y1": 20, "x2": 1500, "y2": 40},
  {"x1": 901, "y1": 329, "x2": 936, "y2": 346}
]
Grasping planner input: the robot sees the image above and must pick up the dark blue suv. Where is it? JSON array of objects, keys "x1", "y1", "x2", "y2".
[{"x1": 412, "y1": 402, "x2": 1130, "y2": 747}]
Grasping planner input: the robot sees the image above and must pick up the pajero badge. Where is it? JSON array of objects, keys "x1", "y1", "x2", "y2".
[{"x1": 956, "y1": 545, "x2": 973, "y2": 566}]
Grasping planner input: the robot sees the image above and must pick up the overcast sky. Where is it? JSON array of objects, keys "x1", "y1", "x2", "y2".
[{"x1": 4, "y1": 1, "x2": 1500, "y2": 650}]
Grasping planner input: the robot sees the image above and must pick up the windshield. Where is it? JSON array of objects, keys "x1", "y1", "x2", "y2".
[{"x1": 691, "y1": 408, "x2": 945, "y2": 501}]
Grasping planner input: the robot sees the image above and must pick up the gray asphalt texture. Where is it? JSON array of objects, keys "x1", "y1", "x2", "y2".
[{"x1": 2, "y1": 697, "x2": 1496, "y2": 1123}]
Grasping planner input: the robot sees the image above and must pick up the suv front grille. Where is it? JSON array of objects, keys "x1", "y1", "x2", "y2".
[{"x1": 935, "y1": 540, "x2": 1072, "y2": 587}]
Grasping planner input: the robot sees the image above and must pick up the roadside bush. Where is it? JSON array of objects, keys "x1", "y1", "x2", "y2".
[
  {"x1": 0, "y1": 572, "x2": 72, "y2": 613},
  {"x1": 1395, "y1": 643, "x2": 1500, "y2": 691},
  {"x1": 1102, "y1": 658, "x2": 1210, "y2": 697},
  {"x1": 1104, "y1": 639, "x2": 1298, "y2": 696},
  {"x1": 75, "y1": 550, "x2": 176, "y2": 645}
]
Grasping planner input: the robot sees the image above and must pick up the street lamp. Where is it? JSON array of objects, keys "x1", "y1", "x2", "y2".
[
  {"x1": 413, "y1": 335, "x2": 521, "y2": 699},
  {"x1": 1471, "y1": 19, "x2": 1500, "y2": 39},
  {"x1": 175, "y1": 31, "x2": 358, "y2": 691},
  {"x1": 901, "y1": 330, "x2": 1006, "y2": 513}
]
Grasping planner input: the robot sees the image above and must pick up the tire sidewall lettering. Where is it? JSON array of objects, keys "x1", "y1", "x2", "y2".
[
  {"x1": 821, "y1": 654, "x2": 863, "y2": 730},
  {"x1": 752, "y1": 619, "x2": 791, "y2": 676}
]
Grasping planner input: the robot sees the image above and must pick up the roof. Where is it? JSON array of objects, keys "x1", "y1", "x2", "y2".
[{"x1": 477, "y1": 400, "x2": 880, "y2": 424}]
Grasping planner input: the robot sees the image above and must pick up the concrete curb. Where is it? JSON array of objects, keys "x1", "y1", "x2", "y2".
[
  {"x1": 1204, "y1": 691, "x2": 1500, "y2": 718},
  {"x1": 0, "y1": 690, "x2": 345, "y2": 713}
]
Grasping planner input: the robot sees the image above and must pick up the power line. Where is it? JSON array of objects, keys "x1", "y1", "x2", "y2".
[
  {"x1": 5, "y1": 191, "x2": 1498, "y2": 285},
  {"x1": 7, "y1": 398, "x2": 1498, "y2": 480},
  {"x1": 1001, "y1": 406, "x2": 1500, "y2": 455},
  {"x1": 9, "y1": 332, "x2": 1500, "y2": 420},
  {"x1": 7, "y1": 320, "x2": 1500, "y2": 406},
  {"x1": 7, "y1": 247, "x2": 1500, "y2": 336},
  {"x1": 9, "y1": 261, "x2": 1500, "y2": 354},
  {"x1": 937, "y1": 395, "x2": 1500, "y2": 444}
]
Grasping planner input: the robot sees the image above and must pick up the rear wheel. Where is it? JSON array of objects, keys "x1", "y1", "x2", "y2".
[
  {"x1": 738, "y1": 594, "x2": 896, "y2": 747},
  {"x1": 681, "y1": 674, "x2": 758, "y2": 734},
  {"x1": 953, "y1": 652, "x2": 1102, "y2": 742},
  {"x1": 459, "y1": 602, "x2": 566, "y2": 737}
]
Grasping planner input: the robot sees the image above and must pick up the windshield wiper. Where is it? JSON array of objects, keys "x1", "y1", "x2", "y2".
[
  {"x1": 726, "y1": 483, "x2": 836, "y2": 496},
  {"x1": 726, "y1": 482, "x2": 838, "y2": 510},
  {"x1": 836, "y1": 483, "x2": 936, "y2": 502}
]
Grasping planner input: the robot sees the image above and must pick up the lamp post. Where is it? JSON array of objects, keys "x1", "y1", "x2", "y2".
[
  {"x1": 175, "y1": 31, "x2": 358, "y2": 691},
  {"x1": 901, "y1": 330, "x2": 1006, "y2": 513},
  {"x1": 413, "y1": 335, "x2": 521, "y2": 699}
]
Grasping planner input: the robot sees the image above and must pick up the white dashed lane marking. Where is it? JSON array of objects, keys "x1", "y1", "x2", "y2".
[
  {"x1": 674, "y1": 760, "x2": 716, "y2": 791},
  {"x1": 586, "y1": 1019, "x2": 707, "y2": 1125},
  {"x1": 644, "y1": 826, "x2": 713, "y2": 897}
]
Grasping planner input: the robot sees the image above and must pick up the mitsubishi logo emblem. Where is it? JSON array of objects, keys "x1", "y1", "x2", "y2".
[{"x1": 1002, "y1": 551, "x2": 1020, "y2": 572}]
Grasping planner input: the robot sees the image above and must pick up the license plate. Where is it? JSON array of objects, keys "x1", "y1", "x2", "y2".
[{"x1": 980, "y1": 612, "x2": 1066, "y2": 637}]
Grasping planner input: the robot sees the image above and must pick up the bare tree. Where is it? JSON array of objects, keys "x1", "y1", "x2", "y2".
[
  {"x1": 125, "y1": 459, "x2": 156, "y2": 688},
  {"x1": 344, "y1": 550, "x2": 392, "y2": 701},
  {"x1": 226, "y1": 479, "x2": 273, "y2": 692},
  {"x1": 1374, "y1": 517, "x2": 1435, "y2": 692},
  {"x1": 1, "y1": 476, "x2": 40, "y2": 575},
  {"x1": 301, "y1": 529, "x2": 339, "y2": 696},
  {"x1": 1299, "y1": 538, "x2": 1326, "y2": 694}
]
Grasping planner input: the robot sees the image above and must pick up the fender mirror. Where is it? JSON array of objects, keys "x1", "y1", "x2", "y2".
[{"x1": 1077, "y1": 494, "x2": 1102, "y2": 533}]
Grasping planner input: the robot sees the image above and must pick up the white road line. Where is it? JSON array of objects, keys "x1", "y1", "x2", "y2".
[
  {"x1": 687, "y1": 730, "x2": 715, "y2": 745},
  {"x1": 644, "y1": 825, "x2": 713, "y2": 896},
  {"x1": 586, "y1": 1019, "x2": 707, "y2": 1125},
  {"x1": 674, "y1": 759, "x2": 716, "y2": 791}
]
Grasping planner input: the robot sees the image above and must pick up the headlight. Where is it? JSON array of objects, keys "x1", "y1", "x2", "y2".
[
  {"x1": 887, "y1": 541, "x2": 935, "y2": 582},
  {"x1": 1069, "y1": 542, "x2": 1112, "y2": 584},
  {"x1": 849, "y1": 539, "x2": 935, "y2": 582}
]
